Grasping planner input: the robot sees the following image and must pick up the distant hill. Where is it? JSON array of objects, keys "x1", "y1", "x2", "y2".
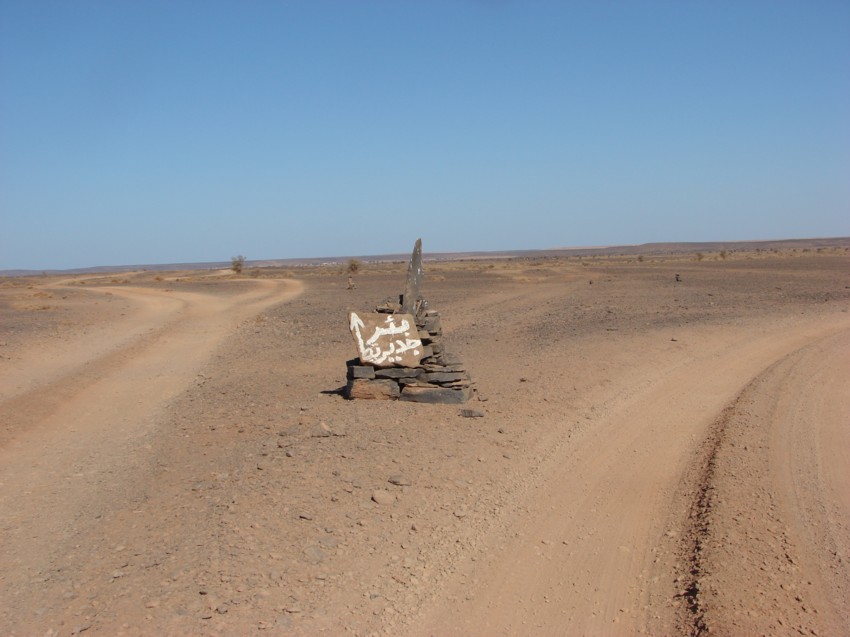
[{"x1": 3, "y1": 237, "x2": 848, "y2": 277}]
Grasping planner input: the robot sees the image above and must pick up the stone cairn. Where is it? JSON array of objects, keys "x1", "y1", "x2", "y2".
[{"x1": 345, "y1": 239, "x2": 475, "y2": 404}]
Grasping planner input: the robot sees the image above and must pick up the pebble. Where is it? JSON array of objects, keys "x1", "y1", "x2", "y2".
[
  {"x1": 372, "y1": 490, "x2": 395, "y2": 505},
  {"x1": 459, "y1": 409, "x2": 485, "y2": 418},
  {"x1": 388, "y1": 475, "x2": 411, "y2": 486}
]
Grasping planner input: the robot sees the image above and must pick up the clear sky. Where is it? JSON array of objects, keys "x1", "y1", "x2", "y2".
[{"x1": 1, "y1": 1, "x2": 848, "y2": 270}]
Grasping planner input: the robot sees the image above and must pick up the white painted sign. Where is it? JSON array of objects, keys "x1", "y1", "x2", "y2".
[{"x1": 349, "y1": 312, "x2": 423, "y2": 368}]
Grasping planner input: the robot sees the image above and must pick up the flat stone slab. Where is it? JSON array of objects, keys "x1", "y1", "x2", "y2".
[
  {"x1": 421, "y1": 371, "x2": 469, "y2": 384},
  {"x1": 347, "y1": 379, "x2": 400, "y2": 400},
  {"x1": 400, "y1": 385, "x2": 473, "y2": 404},
  {"x1": 374, "y1": 367, "x2": 422, "y2": 379},
  {"x1": 347, "y1": 365, "x2": 375, "y2": 380},
  {"x1": 349, "y1": 312, "x2": 424, "y2": 368},
  {"x1": 423, "y1": 364, "x2": 466, "y2": 373}
]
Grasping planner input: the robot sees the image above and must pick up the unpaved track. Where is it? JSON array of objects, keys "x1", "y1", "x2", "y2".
[
  {"x1": 0, "y1": 278, "x2": 302, "y2": 629},
  {"x1": 409, "y1": 315, "x2": 850, "y2": 636},
  {"x1": 677, "y1": 327, "x2": 850, "y2": 636}
]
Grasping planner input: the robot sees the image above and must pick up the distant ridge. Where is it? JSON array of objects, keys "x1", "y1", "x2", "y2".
[{"x1": 3, "y1": 237, "x2": 848, "y2": 277}]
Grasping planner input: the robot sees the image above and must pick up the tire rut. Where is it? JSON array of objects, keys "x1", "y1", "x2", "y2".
[{"x1": 675, "y1": 327, "x2": 850, "y2": 636}]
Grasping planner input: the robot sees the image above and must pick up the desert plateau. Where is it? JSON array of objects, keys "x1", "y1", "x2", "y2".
[{"x1": 1, "y1": 244, "x2": 849, "y2": 637}]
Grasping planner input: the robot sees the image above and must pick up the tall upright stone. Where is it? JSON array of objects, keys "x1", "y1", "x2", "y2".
[{"x1": 400, "y1": 238, "x2": 423, "y2": 315}]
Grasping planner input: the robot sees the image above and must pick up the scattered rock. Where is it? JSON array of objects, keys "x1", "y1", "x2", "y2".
[
  {"x1": 372, "y1": 490, "x2": 395, "y2": 505},
  {"x1": 311, "y1": 422, "x2": 333, "y2": 438},
  {"x1": 388, "y1": 475, "x2": 412, "y2": 487},
  {"x1": 459, "y1": 409, "x2": 485, "y2": 418}
]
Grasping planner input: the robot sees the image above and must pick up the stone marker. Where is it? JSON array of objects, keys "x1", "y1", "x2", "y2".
[
  {"x1": 344, "y1": 239, "x2": 475, "y2": 403},
  {"x1": 348, "y1": 311, "x2": 423, "y2": 368}
]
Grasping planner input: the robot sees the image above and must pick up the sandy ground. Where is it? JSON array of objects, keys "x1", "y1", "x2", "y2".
[{"x1": 0, "y1": 252, "x2": 848, "y2": 636}]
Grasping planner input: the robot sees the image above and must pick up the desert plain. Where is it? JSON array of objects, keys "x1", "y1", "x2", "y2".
[{"x1": 1, "y1": 243, "x2": 849, "y2": 636}]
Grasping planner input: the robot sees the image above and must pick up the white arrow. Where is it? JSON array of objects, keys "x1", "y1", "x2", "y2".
[{"x1": 349, "y1": 312, "x2": 367, "y2": 352}]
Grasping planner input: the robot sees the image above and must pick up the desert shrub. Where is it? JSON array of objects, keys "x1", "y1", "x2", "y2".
[
  {"x1": 231, "y1": 255, "x2": 246, "y2": 274},
  {"x1": 346, "y1": 258, "x2": 361, "y2": 275}
]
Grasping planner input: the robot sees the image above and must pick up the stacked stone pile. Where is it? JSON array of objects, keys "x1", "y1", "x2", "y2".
[
  {"x1": 345, "y1": 301, "x2": 475, "y2": 403},
  {"x1": 344, "y1": 239, "x2": 475, "y2": 404}
]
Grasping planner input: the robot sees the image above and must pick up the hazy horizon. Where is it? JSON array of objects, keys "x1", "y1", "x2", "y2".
[
  {"x1": 2, "y1": 2, "x2": 848, "y2": 270},
  {"x1": 3, "y1": 235, "x2": 847, "y2": 275}
]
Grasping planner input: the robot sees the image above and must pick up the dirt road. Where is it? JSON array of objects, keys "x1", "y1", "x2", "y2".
[
  {"x1": 409, "y1": 315, "x2": 849, "y2": 636},
  {"x1": 1, "y1": 254, "x2": 848, "y2": 636},
  {"x1": 0, "y1": 276, "x2": 302, "y2": 634}
]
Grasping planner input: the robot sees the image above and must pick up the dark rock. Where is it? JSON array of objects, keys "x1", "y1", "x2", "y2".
[
  {"x1": 421, "y1": 371, "x2": 468, "y2": 384},
  {"x1": 439, "y1": 353, "x2": 462, "y2": 365},
  {"x1": 423, "y1": 364, "x2": 466, "y2": 373},
  {"x1": 347, "y1": 365, "x2": 375, "y2": 380},
  {"x1": 443, "y1": 379, "x2": 473, "y2": 388},
  {"x1": 398, "y1": 378, "x2": 435, "y2": 386},
  {"x1": 400, "y1": 385, "x2": 473, "y2": 404},
  {"x1": 423, "y1": 315, "x2": 442, "y2": 333},
  {"x1": 374, "y1": 367, "x2": 422, "y2": 379}
]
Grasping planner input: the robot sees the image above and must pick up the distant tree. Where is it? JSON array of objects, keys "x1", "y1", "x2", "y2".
[
  {"x1": 346, "y1": 258, "x2": 361, "y2": 275},
  {"x1": 231, "y1": 255, "x2": 246, "y2": 274},
  {"x1": 695, "y1": 252, "x2": 704, "y2": 262}
]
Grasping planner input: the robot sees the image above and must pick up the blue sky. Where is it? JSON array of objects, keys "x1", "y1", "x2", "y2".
[{"x1": 1, "y1": 1, "x2": 848, "y2": 270}]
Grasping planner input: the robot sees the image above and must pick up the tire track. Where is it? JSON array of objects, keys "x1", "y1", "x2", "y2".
[{"x1": 675, "y1": 327, "x2": 850, "y2": 636}]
